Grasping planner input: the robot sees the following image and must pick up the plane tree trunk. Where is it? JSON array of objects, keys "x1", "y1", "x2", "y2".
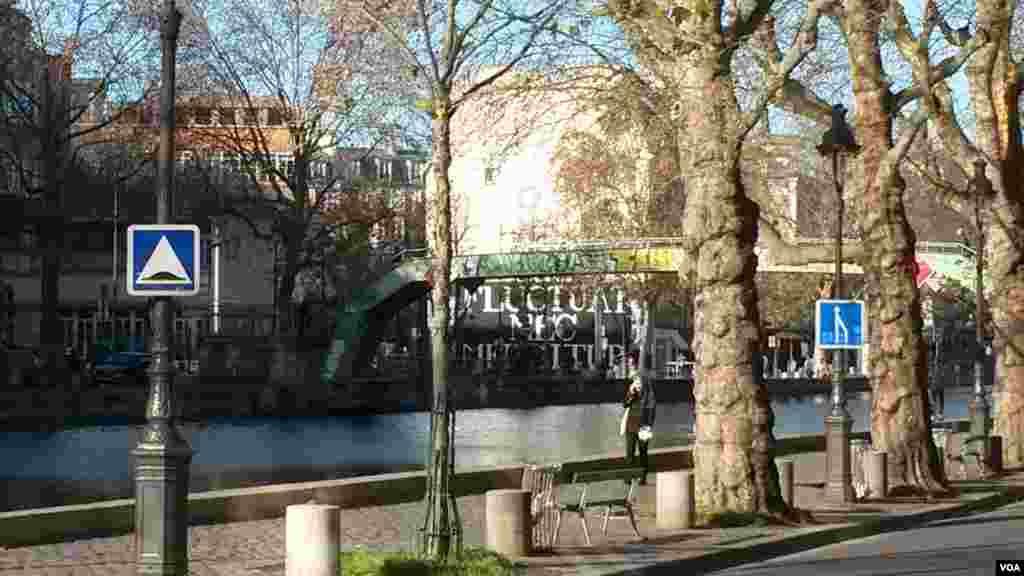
[
  {"x1": 843, "y1": 0, "x2": 944, "y2": 493},
  {"x1": 677, "y1": 52, "x2": 786, "y2": 522},
  {"x1": 969, "y1": 0, "x2": 1024, "y2": 468}
]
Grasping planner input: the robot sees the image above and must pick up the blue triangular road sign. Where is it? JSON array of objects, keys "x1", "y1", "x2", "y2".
[{"x1": 127, "y1": 225, "x2": 201, "y2": 296}]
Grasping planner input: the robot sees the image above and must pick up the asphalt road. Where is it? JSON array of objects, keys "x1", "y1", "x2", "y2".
[{"x1": 709, "y1": 501, "x2": 1024, "y2": 576}]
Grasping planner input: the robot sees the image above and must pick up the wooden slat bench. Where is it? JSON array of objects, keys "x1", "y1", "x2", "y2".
[{"x1": 553, "y1": 466, "x2": 644, "y2": 546}]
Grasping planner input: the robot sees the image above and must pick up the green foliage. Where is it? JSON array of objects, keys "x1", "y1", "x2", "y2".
[{"x1": 339, "y1": 547, "x2": 524, "y2": 576}]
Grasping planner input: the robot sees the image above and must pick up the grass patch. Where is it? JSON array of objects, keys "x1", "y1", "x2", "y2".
[{"x1": 340, "y1": 547, "x2": 524, "y2": 576}]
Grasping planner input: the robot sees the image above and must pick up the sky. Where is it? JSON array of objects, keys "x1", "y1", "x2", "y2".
[
  {"x1": 766, "y1": 0, "x2": 978, "y2": 143},
  {"x1": 14, "y1": 0, "x2": 990, "y2": 152}
]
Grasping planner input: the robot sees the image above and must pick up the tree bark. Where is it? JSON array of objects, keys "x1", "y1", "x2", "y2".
[
  {"x1": 990, "y1": 216, "x2": 1024, "y2": 467},
  {"x1": 276, "y1": 237, "x2": 300, "y2": 336},
  {"x1": 422, "y1": 97, "x2": 457, "y2": 559},
  {"x1": 39, "y1": 72, "x2": 66, "y2": 380},
  {"x1": 679, "y1": 54, "x2": 786, "y2": 521},
  {"x1": 844, "y1": 0, "x2": 944, "y2": 493},
  {"x1": 969, "y1": 0, "x2": 1024, "y2": 468}
]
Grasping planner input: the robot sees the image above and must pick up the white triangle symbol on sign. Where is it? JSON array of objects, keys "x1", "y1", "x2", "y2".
[{"x1": 137, "y1": 235, "x2": 191, "y2": 284}]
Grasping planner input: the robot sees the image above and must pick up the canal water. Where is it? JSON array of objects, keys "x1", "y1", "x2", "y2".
[{"x1": 0, "y1": 388, "x2": 977, "y2": 512}]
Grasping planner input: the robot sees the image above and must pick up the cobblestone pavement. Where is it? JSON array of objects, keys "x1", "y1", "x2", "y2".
[
  {"x1": 0, "y1": 495, "x2": 493, "y2": 576},
  {"x1": 1, "y1": 453, "x2": 1020, "y2": 576}
]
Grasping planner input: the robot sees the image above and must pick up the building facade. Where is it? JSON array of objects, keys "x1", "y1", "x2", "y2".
[{"x1": 0, "y1": 42, "x2": 427, "y2": 364}]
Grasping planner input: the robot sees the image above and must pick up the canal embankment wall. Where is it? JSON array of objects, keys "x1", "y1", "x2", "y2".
[
  {"x1": 0, "y1": 422, "x2": 976, "y2": 549},
  {"x1": 0, "y1": 431, "x2": 848, "y2": 548},
  {"x1": 0, "y1": 369, "x2": 871, "y2": 432}
]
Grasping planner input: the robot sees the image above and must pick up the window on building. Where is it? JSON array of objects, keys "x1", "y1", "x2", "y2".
[
  {"x1": 193, "y1": 107, "x2": 211, "y2": 125},
  {"x1": 390, "y1": 159, "x2": 407, "y2": 184},
  {"x1": 359, "y1": 157, "x2": 375, "y2": 179},
  {"x1": 266, "y1": 108, "x2": 283, "y2": 125},
  {"x1": 218, "y1": 108, "x2": 236, "y2": 125},
  {"x1": 243, "y1": 108, "x2": 259, "y2": 125},
  {"x1": 175, "y1": 106, "x2": 188, "y2": 124}
]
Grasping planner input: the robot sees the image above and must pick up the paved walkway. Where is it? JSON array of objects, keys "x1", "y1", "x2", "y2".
[{"x1": 1, "y1": 453, "x2": 1022, "y2": 576}]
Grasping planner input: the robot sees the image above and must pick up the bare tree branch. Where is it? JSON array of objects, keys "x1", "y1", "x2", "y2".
[{"x1": 738, "y1": 0, "x2": 836, "y2": 142}]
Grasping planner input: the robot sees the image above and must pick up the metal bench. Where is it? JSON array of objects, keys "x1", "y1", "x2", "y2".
[
  {"x1": 956, "y1": 434, "x2": 991, "y2": 478},
  {"x1": 553, "y1": 467, "x2": 644, "y2": 546}
]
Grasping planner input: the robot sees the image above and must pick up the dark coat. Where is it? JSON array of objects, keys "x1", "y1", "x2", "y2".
[{"x1": 623, "y1": 378, "x2": 657, "y2": 430}]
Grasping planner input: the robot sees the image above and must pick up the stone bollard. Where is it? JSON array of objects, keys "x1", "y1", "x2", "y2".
[
  {"x1": 656, "y1": 469, "x2": 695, "y2": 530},
  {"x1": 989, "y1": 436, "x2": 1003, "y2": 475},
  {"x1": 777, "y1": 459, "x2": 794, "y2": 507},
  {"x1": 285, "y1": 503, "x2": 340, "y2": 576},
  {"x1": 867, "y1": 451, "x2": 887, "y2": 499},
  {"x1": 485, "y1": 489, "x2": 531, "y2": 557}
]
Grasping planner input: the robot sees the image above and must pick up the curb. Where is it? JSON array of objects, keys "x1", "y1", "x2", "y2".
[{"x1": 612, "y1": 486, "x2": 1024, "y2": 575}]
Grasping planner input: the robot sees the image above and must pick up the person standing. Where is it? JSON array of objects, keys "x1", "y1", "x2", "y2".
[{"x1": 621, "y1": 356, "x2": 657, "y2": 484}]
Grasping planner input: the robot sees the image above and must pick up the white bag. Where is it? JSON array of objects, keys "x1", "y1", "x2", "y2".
[
  {"x1": 638, "y1": 426, "x2": 653, "y2": 442},
  {"x1": 620, "y1": 407, "x2": 630, "y2": 436}
]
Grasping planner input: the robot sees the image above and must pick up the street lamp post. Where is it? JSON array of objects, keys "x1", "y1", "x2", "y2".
[
  {"x1": 817, "y1": 104, "x2": 860, "y2": 505},
  {"x1": 968, "y1": 159, "x2": 992, "y2": 449},
  {"x1": 132, "y1": 1, "x2": 192, "y2": 574}
]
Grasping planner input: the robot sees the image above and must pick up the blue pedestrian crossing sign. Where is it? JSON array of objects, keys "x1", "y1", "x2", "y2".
[
  {"x1": 815, "y1": 299, "x2": 866, "y2": 349},
  {"x1": 126, "y1": 225, "x2": 201, "y2": 297}
]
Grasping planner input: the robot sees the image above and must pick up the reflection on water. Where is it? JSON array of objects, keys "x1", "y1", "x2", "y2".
[{"x1": 0, "y1": 388, "x2": 978, "y2": 511}]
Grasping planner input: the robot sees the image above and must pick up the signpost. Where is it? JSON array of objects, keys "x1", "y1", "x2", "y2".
[
  {"x1": 815, "y1": 298, "x2": 865, "y2": 506},
  {"x1": 815, "y1": 299, "x2": 866, "y2": 350},
  {"x1": 127, "y1": 224, "x2": 201, "y2": 297}
]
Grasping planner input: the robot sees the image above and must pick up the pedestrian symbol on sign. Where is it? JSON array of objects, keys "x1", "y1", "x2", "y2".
[{"x1": 833, "y1": 305, "x2": 848, "y2": 345}]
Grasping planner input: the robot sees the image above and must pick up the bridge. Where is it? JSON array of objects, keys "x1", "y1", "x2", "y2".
[{"x1": 320, "y1": 239, "x2": 982, "y2": 384}]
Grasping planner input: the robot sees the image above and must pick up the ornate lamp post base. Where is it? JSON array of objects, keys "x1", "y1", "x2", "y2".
[
  {"x1": 968, "y1": 392, "x2": 991, "y2": 470},
  {"x1": 133, "y1": 422, "x2": 193, "y2": 576},
  {"x1": 825, "y1": 413, "x2": 855, "y2": 504},
  {"x1": 969, "y1": 395, "x2": 990, "y2": 437}
]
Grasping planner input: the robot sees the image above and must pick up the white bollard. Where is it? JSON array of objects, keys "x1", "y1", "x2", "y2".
[
  {"x1": 777, "y1": 459, "x2": 794, "y2": 507},
  {"x1": 656, "y1": 470, "x2": 694, "y2": 530},
  {"x1": 485, "y1": 489, "x2": 531, "y2": 557},
  {"x1": 867, "y1": 451, "x2": 887, "y2": 499},
  {"x1": 286, "y1": 503, "x2": 340, "y2": 576}
]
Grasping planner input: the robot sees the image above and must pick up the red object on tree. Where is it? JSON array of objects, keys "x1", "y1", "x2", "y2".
[
  {"x1": 913, "y1": 258, "x2": 931, "y2": 287},
  {"x1": 424, "y1": 269, "x2": 433, "y2": 288}
]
